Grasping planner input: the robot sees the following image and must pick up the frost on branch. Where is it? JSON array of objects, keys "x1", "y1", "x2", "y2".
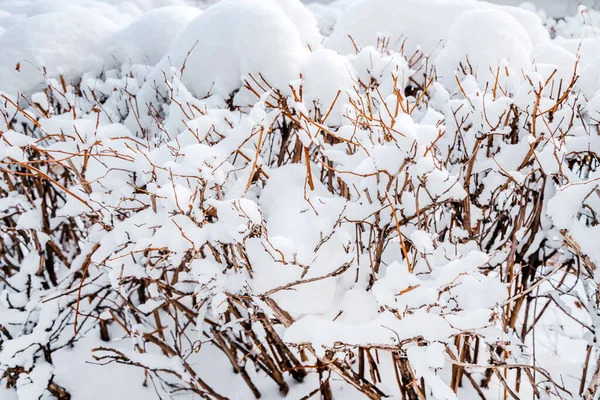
[{"x1": 2, "y1": 0, "x2": 600, "y2": 399}]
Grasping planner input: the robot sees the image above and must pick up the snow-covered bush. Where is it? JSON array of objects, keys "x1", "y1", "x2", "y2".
[{"x1": 2, "y1": 0, "x2": 600, "y2": 399}]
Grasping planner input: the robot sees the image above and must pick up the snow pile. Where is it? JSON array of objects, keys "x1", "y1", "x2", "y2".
[
  {"x1": 0, "y1": 9, "x2": 119, "y2": 94},
  {"x1": 1, "y1": 0, "x2": 600, "y2": 399},
  {"x1": 324, "y1": 0, "x2": 549, "y2": 56},
  {"x1": 108, "y1": 5, "x2": 202, "y2": 66},
  {"x1": 167, "y1": 0, "x2": 310, "y2": 97}
]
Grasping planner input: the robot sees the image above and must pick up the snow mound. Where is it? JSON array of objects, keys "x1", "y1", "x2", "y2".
[
  {"x1": 109, "y1": 6, "x2": 201, "y2": 66},
  {"x1": 436, "y1": 9, "x2": 532, "y2": 86},
  {"x1": 265, "y1": 0, "x2": 322, "y2": 49},
  {"x1": 325, "y1": 0, "x2": 548, "y2": 57},
  {"x1": 301, "y1": 48, "x2": 355, "y2": 125},
  {"x1": 0, "y1": 10, "x2": 119, "y2": 95},
  {"x1": 166, "y1": 0, "x2": 309, "y2": 97},
  {"x1": 20, "y1": 0, "x2": 134, "y2": 26}
]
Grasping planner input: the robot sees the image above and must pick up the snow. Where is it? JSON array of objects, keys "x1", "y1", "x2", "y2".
[
  {"x1": 2, "y1": 0, "x2": 600, "y2": 399},
  {"x1": 0, "y1": 9, "x2": 119, "y2": 94},
  {"x1": 435, "y1": 9, "x2": 533, "y2": 86},
  {"x1": 166, "y1": 0, "x2": 310, "y2": 98},
  {"x1": 324, "y1": 0, "x2": 548, "y2": 57},
  {"x1": 108, "y1": 6, "x2": 201, "y2": 66},
  {"x1": 301, "y1": 48, "x2": 354, "y2": 125}
]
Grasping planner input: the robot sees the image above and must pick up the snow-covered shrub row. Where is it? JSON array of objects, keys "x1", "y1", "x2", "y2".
[{"x1": 2, "y1": 0, "x2": 600, "y2": 399}]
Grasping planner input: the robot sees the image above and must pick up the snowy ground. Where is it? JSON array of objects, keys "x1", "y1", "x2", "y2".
[
  {"x1": 308, "y1": 0, "x2": 599, "y2": 17},
  {"x1": 488, "y1": 0, "x2": 598, "y2": 17},
  {"x1": 2, "y1": 0, "x2": 600, "y2": 399}
]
